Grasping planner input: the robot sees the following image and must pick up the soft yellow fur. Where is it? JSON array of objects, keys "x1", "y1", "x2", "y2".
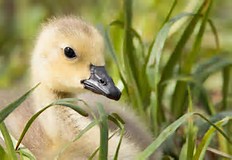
[{"x1": 1, "y1": 16, "x2": 157, "y2": 159}]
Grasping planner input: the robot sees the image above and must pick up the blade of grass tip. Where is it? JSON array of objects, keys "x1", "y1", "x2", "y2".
[
  {"x1": 136, "y1": 112, "x2": 195, "y2": 160},
  {"x1": 0, "y1": 83, "x2": 39, "y2": 123},
  {"x1": 194, "y1": 113, "x2": 232, "y2": 144},
  {"x1": 193, "y1": 117, "x2": 229, "y2": 160},
  {"x1": 97, "y1": 103, "x2": 109, "y2": 160},
  {"x1": 0, "y1": 122, "x2": 17, "y2": 160}
]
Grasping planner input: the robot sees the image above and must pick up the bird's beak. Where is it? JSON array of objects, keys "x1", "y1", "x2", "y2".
[{"x1": 81, "y1": 64, "x2": 121, "y2": 101}]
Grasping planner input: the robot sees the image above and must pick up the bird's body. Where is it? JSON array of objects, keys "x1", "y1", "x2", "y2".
[{"x1": 0, "y1": 16, "x2": 156, "y2": 159}]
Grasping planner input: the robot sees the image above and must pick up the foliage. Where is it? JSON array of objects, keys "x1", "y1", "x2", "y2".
[{"x1": 0, "y1": 0, "x2": 232, "y2": 159}]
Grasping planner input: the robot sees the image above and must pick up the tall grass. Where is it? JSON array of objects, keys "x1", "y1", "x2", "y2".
[
  {"x1": 0, "y1": 0, "x2": 232, "y2": 159},
  {"x1": 106, "y1": 0, "x2": 232, "y2": 159}
]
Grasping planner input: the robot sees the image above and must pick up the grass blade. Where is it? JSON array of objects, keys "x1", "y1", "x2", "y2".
[
  {"x1": 108, "y1": 113, "x2": 125, "y2": 159},
  {"x1": 0, "y1": 84, "x2": 39, "y2": 123},
  {"x1": 97, "y1": 104, "x2": 108, "y2": 160},
  {"x1": 171, "y1": 0, "x2": 213, "y2": 117},
  {"x1": 0, "y1": 122, "x2": 17, "y2": 160},
  {"x1": 15, "y1": 104, "x2": 52, "y2": 150},
  {"x1": 0, "y1": 144, "x2": 7, "y2": 159},
  {"x1": 186, "y1": 87, "x2": 196, "y2": 160},
  {"x1": 15, "y1": 100, "x2": 88, "y2": 150},
  {"x1": 16, "y1": 148, "x2": 36, "y2": 160},
  {"x1": 157, "y1": 1, "x2": 206, "y2": 121},
  {"x1": 53, "y1": 102, "x2": 88, "y2": 117},
  {"x1": 193, "y1": 117, "x2": 229, "y2": 160},
  {"x1": 145, "y1": 12, "x2": 194, "y2": 129},
  {"x1": 136, "y1": 112, "x2": 195, "y2": 159}
]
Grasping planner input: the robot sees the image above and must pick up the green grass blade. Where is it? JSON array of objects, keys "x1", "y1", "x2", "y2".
[
  {"x1": 158, "y1": 1, "x2": 206, "y2": 120},
  {"x1": 73, "y1": 120, "x2": 98, "y2": 142},
  {"x1": 171, "y1": 0, "x2": 213, "y2": 117},
  {"x1": 222, "y1": 66, "x2": 231, "y2": 110},
  {"x1": 58, "y1": 120, "x2": 98, "y2": 159},
  {"x1": 195, "y1": 113, "x2": 232, "y2": 144},
  {"x1": 146, "y1": 12, "x2": 193, "y2": 89},
  {"x1": 0, "y1": 144, "x2": 7, "y2": 159},
  {"x1": 16, "y1": 148, "x2": 36, "y2": 160},
  {"x1": 0, "y1": 122, "x2": 17, "y2": 160},
  {"x1": 136, "y1": 112, "x2": 195, "y2": 159},
  {"x1": 113, "y1": 127, "x2": 124, "y2": 160},
  {"x1": 193, "y1": 117, "x2": 229, "y2": 160},
  {"x1": 15, "y1": 104, "x2": 52, "y2": 150},
  {"x1": 161, "y1": 0, "x2": 178, "y2": 26},
  {"x1": 108, "y1": 113, "x2": 125, "y2": 160},
  {"x1": 145, "y1": 12, "x2": 194, "y2": 127},
  {"x1": 193, "y1": 54, "x2": 232, "y2": 83},
  {"x1": 0, "y1": 84, "x2": 39, "y2": 123},
  {"x1": 207, "y1": 19, "x2": 220, "y2": 50},
  {"x1": 186, "y1": 87, "x2": 195, "y2": 160},
  {"x1": 97, "y1": 104, "x2": 108, "y2": 160},
  {"x1": 53, "y1": 102, "x2": 88, "y2": 117},
  {"x1": 104, "y1": 28, "x2": 129, "y2": 95},
  {"x1": 15, "y1": 100, "x2": 88, "y2": 150},
  {"x1": 110, "y1": 20, "x2": 145, "y2": 59}
]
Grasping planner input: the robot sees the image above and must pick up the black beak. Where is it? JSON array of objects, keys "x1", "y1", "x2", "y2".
[{"x1": 81, "y1": 64, "x2": 121, "y2": 101}]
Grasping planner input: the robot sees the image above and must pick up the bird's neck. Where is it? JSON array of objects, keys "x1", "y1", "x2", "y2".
[
  {"x1": 31, "y1": 84, "x2": 81, "y2": 141},
  {"x1": 32, "y1": 84, "x2": 74, "y2": 112}
]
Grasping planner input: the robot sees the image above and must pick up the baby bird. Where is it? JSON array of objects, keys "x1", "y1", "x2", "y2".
[{"x1": 1, "y1": 16, "x2": 155, "y2": 160}]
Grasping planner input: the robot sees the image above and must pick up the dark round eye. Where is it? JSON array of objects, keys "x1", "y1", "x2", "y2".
[{"x1": 64, "y1": 47, "x2": 76, "y2": 59}]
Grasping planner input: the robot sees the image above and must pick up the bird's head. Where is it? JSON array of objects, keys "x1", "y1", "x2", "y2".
[{"x1": 31, "y1": 16, "x2": 121, "y2": 100}]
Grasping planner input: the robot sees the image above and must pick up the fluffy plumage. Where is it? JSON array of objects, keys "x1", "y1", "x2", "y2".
[{"x1": 0, "y1": 16, "x2": 157, "y2": 160}]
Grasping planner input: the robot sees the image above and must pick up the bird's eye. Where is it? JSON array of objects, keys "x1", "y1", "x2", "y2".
[{"x1": 64, "y1": 47, "x2": 77, "y2": 59}]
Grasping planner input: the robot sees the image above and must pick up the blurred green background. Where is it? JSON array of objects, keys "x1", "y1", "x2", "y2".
[{"x1": 0, "y1": 0, "x2": 231, "y2": 87}]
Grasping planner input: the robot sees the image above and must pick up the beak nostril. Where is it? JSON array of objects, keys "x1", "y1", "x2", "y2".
[{"x1": 98, "y1": 79, "x2": 107, "y2": 86}]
